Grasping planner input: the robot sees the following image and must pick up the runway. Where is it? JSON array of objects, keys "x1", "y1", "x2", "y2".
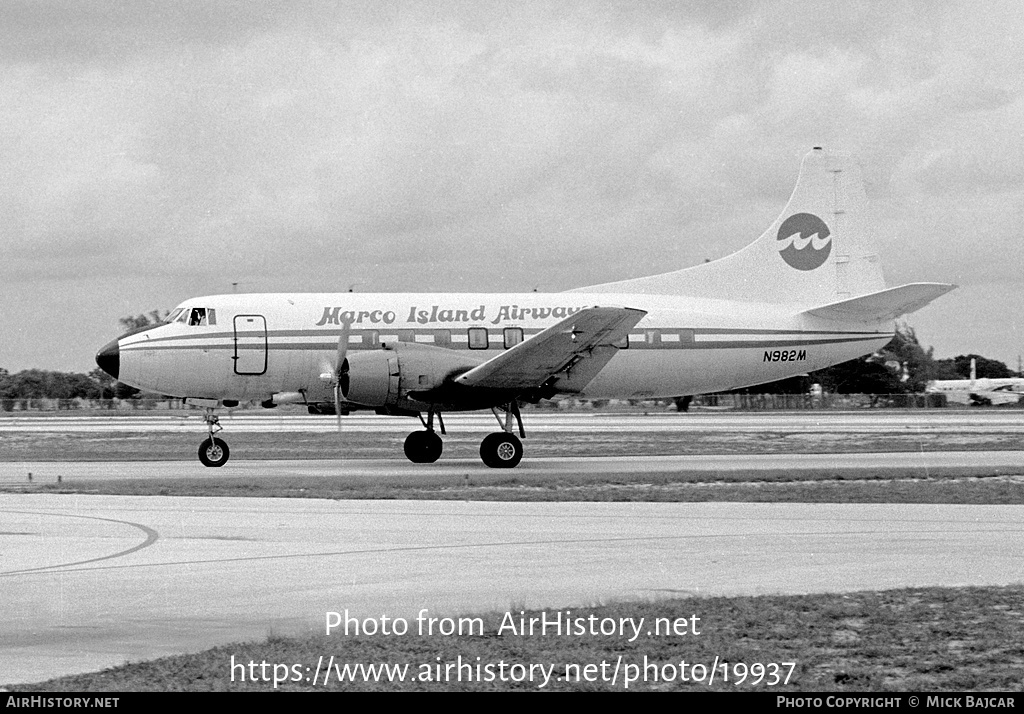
[
  {"x1": 1, "y1": 409, "x2": 1022, "y2": 433},
  {"x1": 3, "y1": 495, "x2": 1024, "y2": 685},
  {"x1": 2, "y1": 411, "x2": 1023, "y2": 685},
  {"x1": 2, "y1": 451, "x2": 1024, "y2": 484}
]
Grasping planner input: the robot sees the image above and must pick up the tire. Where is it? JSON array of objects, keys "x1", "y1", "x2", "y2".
[
  {"x1": 404, "y1": 431, "x2": 443, "y2": 463},
  {"x1": 198, "y1": 437, "x2": 230, "y2": 467},
  {"x1": 480, "y1": 432, "x2": 523, "y2": 468}
]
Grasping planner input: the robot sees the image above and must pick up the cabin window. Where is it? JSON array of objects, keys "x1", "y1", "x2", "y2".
[
  {"x1": 433, "y1": 330, "x2": 451, "y2": 347},
  {"x1": 613, "y1": 335, "x2": 629, "y2": 349},
  {"x1": 468, "y1": 327, "x2": 489, "y2": 350},
  {"x1": 503, "y1": 327, "x2": 524, "y2": 349}
]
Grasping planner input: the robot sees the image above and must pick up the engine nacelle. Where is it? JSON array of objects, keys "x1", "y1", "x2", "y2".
[
  {"x1": 342, "y1": 349, "x2": 396, "y2": 407},
  {"x1": 341, "y1": 342, "x2": 485, "y2": 408}
]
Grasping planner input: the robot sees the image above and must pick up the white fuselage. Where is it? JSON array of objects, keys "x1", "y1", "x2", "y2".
[
  {"x1": 925, "y1": 378, "x2": 1024, "y2": 405},
  {"x1": 116, "y1": 291, "x2": 894, "y2": 406}
]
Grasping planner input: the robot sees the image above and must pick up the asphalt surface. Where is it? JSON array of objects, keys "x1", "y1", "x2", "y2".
[
  {"x1": 2, "y1": 451, "x2": 1024, "y2": 484},
  {"x1": 1, "y1": 410, "x2": 1022, "y2": 433},
  {"x1": 1, "y1": 411, "x2": 1023, "y2": 686},
  {"x1": 3, "y1": 496, "x2": 1024, "y2": 685}
]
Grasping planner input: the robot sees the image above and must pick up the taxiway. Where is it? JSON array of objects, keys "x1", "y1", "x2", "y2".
[
  {"x1": 2, "y1": 411, "x2": 1022, "y2": 685},
  {"x1": 0, "y1": 410, "x2": 1021, "y2": 433},
  {"x1": 2, "y1": 451, "x2": 1024, "y2": 484},
  {"x1": 3, "y1": 495, "x2": 1024, "y2": 685}
]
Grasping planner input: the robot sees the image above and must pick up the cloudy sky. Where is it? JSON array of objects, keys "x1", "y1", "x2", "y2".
[{"x1": 2, "y1": 0, "x2": 1022, "y2": 374}]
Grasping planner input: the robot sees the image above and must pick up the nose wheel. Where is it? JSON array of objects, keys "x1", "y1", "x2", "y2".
[
  {"x1": 197, "y1": 407, "x2": 230, "y2": 467},
  {"x1": 198, "y1": 437, "x2": 230, "y2": 467}
]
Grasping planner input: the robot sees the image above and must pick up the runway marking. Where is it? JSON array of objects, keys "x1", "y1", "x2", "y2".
[
  {"x1": 0, "y1": 509, "x2": 160, "y2": 576},
  {"x1": 145, "y1": 504, "x2": 1024, "y2": 527},
  {"x1": 5, "y1": 526, "x2": 1015, "y2": 577}
]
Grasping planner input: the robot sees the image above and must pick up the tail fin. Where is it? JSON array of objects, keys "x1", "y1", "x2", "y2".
[{"x1": 573, "y1": 147, "x2": 886, "y2": 305}]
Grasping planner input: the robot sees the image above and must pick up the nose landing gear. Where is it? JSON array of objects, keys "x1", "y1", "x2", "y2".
[{"x1": 198, "y1": 407, "x2": 230, "y2": 467}]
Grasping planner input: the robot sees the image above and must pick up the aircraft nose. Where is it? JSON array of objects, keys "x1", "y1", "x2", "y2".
[{"x1": 95, "y1": 339, "x2": 120, "y2": 379}]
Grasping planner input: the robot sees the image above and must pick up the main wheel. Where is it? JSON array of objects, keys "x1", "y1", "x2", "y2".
[
  {"x1": 480, "y1": 432, "x2": 523, "y2": 468},
  {"x1": 404, "y1": 430, "x2": 443, "y2": 463},
  {"x1": 198, "y1": 437, "x2": 230, "y2": 467}
]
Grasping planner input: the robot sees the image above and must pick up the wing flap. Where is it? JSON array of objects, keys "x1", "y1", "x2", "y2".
[
  {"x1": 803, "y1": 283, "x2": 956, "y2": 323},
  {"x1": 455, "y1": 306, "x2": 646, "y2": 392}
]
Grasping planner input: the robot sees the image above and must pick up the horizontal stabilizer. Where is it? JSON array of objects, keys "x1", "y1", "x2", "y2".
[{"x1": 802, "y1": 283, "x2": 956, "y2": 323}]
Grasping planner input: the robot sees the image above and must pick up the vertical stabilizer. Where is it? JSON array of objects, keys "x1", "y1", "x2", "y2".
[{"x1": 573, "y1": 148, "x2": 887, "y2": 306}]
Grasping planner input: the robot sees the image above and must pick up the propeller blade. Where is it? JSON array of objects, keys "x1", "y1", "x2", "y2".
[
  {"x1": 336, "y1": 320, "x2": 350, "y2": 376},
  {"x1": 318, "y1": 321, "x2": 352, "y2": 432},
  {"x1": 333, "y1": 320, "x2": 351, "y2": 433},
  {"x1": 334, "y1": 382, "x2": 342, "y2": 432}
]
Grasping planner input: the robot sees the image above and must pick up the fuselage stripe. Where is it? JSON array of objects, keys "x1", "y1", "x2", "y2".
[
  {"x1": 121, "y1": 335, "x2": 889, "y2": 353},
  {"x1": 125, "y1": 326, "x2": 890, "y2": 347}
]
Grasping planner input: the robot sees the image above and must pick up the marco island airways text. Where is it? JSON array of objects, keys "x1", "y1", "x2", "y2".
[
  {"x1": 315, "y1": 304, "x2": 587, "y2": 327},
  {"x1": 326, "y1": 609, "x2": 701, "y2": 643}
]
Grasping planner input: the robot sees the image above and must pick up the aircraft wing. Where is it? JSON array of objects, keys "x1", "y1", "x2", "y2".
[{"x1": 454, "y1": 306, "x2": 646, "y2": 393}]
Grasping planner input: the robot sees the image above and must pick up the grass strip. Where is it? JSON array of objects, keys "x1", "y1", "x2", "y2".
[{"x1": 14, "y1": 585, "x2": 1024, "y2": 691}]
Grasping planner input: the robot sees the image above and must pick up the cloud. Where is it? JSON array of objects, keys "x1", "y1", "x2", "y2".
[{"x1": 1, "y1": 1, "x2": 1023, "y2": 370}]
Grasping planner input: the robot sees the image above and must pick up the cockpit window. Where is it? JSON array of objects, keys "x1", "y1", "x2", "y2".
[
  {"x1": 167, "y1": 308, "x2": 185, "y2": 323},
  {"x1": 186, "y1": 307, "x2": 217, "y2": 326}
]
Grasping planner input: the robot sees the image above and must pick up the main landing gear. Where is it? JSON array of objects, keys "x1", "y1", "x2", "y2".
[
  {"x1": 198, "y1": 408, "x2": 230, "y2": 467},
  {"x1": 191, "y1": 401, "x2": 527, "y2": 469},
  {"x1": 403, "y1": 402, "x2": 526, "y2": 469},
  {"x1": 404, "y1": 409, "x2": 444, "y2": 463},
  {"x1": 480, "y1": 402, "x2": 524, "y2": 468},
  {"x1": 479, "y1": 432, "x2": 523, "y2": 469}
]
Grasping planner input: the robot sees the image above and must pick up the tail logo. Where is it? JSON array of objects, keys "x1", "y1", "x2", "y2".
[{"x1": 776, "y1": 213, "x2": 831, "y2": 271}]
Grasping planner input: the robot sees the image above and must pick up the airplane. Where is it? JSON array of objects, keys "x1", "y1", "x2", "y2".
[
  {"x1": 94, "y1": 147, "x2": 956, "y2": 469},
  {"x1": 925, "y1": 358, "x2": 1024, "y2": 405}
]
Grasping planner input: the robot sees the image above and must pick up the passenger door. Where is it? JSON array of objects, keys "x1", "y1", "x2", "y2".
[{"x1": 233, "y1": 314, "x2": 268, "y2": 375}]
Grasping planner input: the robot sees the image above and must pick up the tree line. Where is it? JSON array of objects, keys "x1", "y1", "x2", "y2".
[
  {"x1": 0, "y1": 367, "x2": 142, "y2": 408},
  {"x1": 733, "y1": 325, "x2": 1020, "y2": 396},
  {"x1": 0, "y1": 313, "x2": 154, "y2": 409}
]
